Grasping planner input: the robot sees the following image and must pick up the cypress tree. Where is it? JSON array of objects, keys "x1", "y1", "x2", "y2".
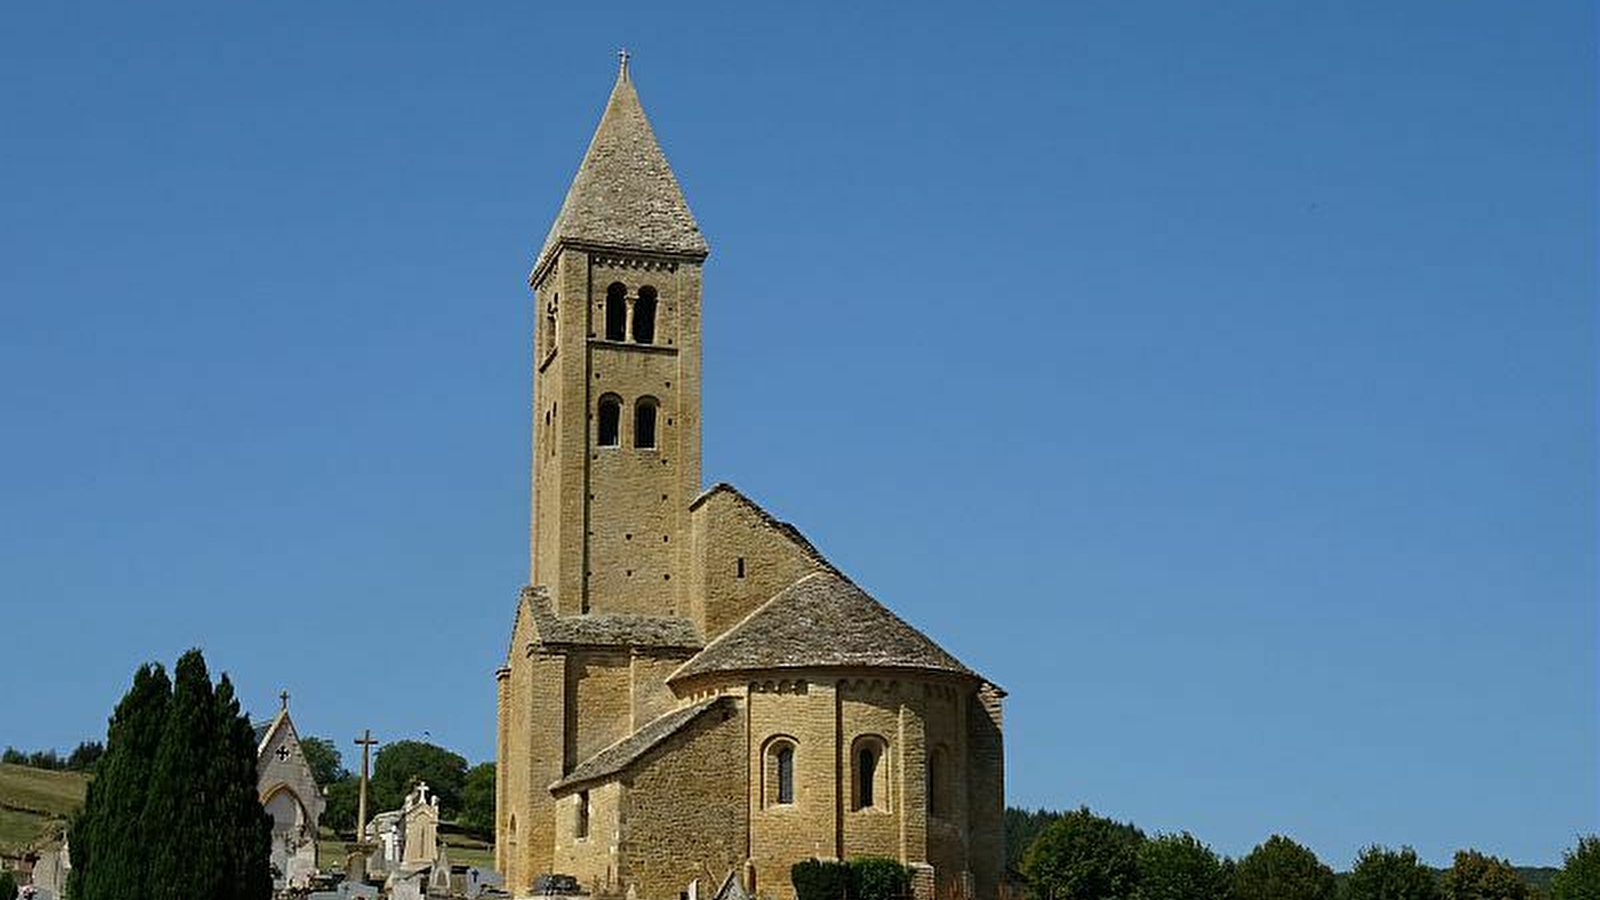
[
  {"x1": 68, "y1": 651, "x2": 271, "y2": 900},
  {"x1": 212, "y1": 673, "x2": 273, "y2": 900},
  {"x1": 144, "y1": 650, "x2": 222, "y2": 900},
  {"x1": 69, "y1": 662, "x2": 172, "y2": 900}
]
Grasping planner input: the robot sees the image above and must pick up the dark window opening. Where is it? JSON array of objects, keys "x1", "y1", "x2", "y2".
[
  {"x1": 736, "y1": 557, "x2": 745, "y2": 578},
  {"x1": 928, "y1": 746, "x2": 949, "y2": 817},
  {"x1": 777, "y1": 745, "x2": 794, "y2": 804},
  {"x1": 634, "y1": 397, "x2": 658, "y2": 449},
  {"x1": 576, "y1": 790, "x2": 590, "y2": 838},
  {"x1": 605, "y1": 282, "x2": 627, "y2": 341},
  {"x1": 597, "y1": 395, "x2": 621, "y2": 447},
  {"x1": 633, "y1": 286, "x2": 657, "y2": 344},
  {"x1": 858, "y1": 747, "x2": 877, "y2": 808}
]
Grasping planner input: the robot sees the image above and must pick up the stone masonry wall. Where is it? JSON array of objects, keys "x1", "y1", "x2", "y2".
[
  {"x1": 689, "y1": 487, "x2": 827, "y2": 642},
  {"x1": 553, "y1": 781, "x2": 625, "y2": 895},
  {"x1": 567, "y1": 650, "x2": 634, "y2": 769},
  {"x1": 617, "y1": 699, "x2": 747, "y2": 900}
]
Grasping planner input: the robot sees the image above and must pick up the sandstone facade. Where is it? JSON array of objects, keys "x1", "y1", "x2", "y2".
[{"x1": 496, "y1": 59, "x2": 1005, "y2": 900}]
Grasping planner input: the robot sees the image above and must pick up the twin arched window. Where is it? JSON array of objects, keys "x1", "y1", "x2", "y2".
[
  {"x1": 603, "y1": 282, "x2": 659, "y2": 344},
  {"x1": 605, "y1": 283, "x2": 627, "y2": 341},
  {"x1": 597, "y1": 394, "x2": 659, "y2": 449}
]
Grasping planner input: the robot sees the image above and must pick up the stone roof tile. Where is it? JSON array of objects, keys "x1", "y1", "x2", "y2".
[
  {"x1": 668, "y1": 571, "x2": 977, "y2": 684},
  {"x1": 550, "y1": 696, "x2": 731, "y2": 792},
  {"x1": 521, "y1": 585, "x2": 704, "y2": 651},
  {"x1": 533, "y1": 66, "x2": 707, "y2": 280}
]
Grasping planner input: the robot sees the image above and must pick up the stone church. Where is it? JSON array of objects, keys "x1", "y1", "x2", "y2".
[{"x1": 496, "y1": 58, "x2": 1005, "y2": 900}]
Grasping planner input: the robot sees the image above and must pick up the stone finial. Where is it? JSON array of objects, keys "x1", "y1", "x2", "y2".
[{"x1": 618, "y1": 47, "x2": 630, "y2": 80}]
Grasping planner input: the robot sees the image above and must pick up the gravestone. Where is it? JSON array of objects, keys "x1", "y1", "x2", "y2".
[
  {"x1": 465, "y1": 867, "x2": 505, "y2": 899},
  {"x1": 401, "y1": 782, "x2": 441, "y2": 865},
  {"x1": 430, "y1": 844, "x2": 453, "y2": 894},
  {"x1": 392, "y1": 870, "x2": 426, "y2": 900}
]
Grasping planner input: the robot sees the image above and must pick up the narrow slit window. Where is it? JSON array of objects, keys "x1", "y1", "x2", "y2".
[
  {"x1": 634, "y1": 397, "x2": 658, "y2": 449},
  {"x1": 736, "y1": 557, "x2": 745, "y2": 579},
  {"x1": 858, "y1": 747, "x2": 876, "y2": 808},
  {"x1": 633, "y1": 286, "x2": 657, "y2": 344},
  {"x1": 605, "y1": 282, "x2": 627, "y2": 341},
  {"x1": 575, "y1": 790, "x2": 590, "y2": 839},
  {"x1": 597, "y1": 395, "x2": 622, "y2": 447},
  {"x1": 776, "y1": 745, "x2": 794, "y2": 804}
]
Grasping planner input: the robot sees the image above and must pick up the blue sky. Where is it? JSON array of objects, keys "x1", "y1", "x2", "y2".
[{"x1": 1, "y1": 1, "x2": 1593, "y2": 869}]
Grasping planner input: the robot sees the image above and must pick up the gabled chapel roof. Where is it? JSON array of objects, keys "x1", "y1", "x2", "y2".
[
  {"x1": 668, "y1": 571, "x2": 979, "y2": 685},
  {"x1": 550, "y1": 696, "x2": 732, "y2": 793},
  {"x1": 532, "y1": 59, "x2": 708, "y2": 282}
]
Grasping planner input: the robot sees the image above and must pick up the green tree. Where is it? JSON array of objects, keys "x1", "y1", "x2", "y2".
[
  {"x1": 1551, "y1": 837, "x2": 1600, "y2": 900},
  {"x1": 370, "y1": 740, "x2": 468, "y2": 817},
  {"x1": 1021, "y1": 806, "x2": 1145, "y2": 900},
  {"x1": 69, "y1": 662, "x2": 171, "y2": 900},
  {"x1": 1133, "y1": 833, "x2": 1228, "y2": 900},
  {"x1": 70, "y1": 651, "x2": 270, "y2": 900},
  {"x1": 1443, "y1": 851, "x2": 1529, "y2": 900},
  {"x1": 1232, "y1": 835, "x2": 1335, "y2": 900},
  {"x1": 323, "y1": 776, "x2": 362, "y2": 835},
  {"x1": 0, "y1": 870, "x2": 17, "y2": 900},
  {"x1": 300, "y1": 735, "x2": 346, "y2": 787},
  {"x1": 1345, "y1": 846, "x2": 1442, "y2": 900},
  {"x1": 1010, "y1": 808, "x2": 1066, "y2": 871},
  {"x1": 67, "y1": 740, "x2": 105, "y2": 771},
  {"x1": 209, "y1": 673, "x2": 274, "y2": 900},
  {"x1": 460, "y1": 762, "x2": 496, "y2": 836}
]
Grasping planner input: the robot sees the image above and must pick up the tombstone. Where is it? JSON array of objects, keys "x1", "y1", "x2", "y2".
[
  {"x1": 465, "y1": 867, "x2": 505, "y2": 899},
  {"x1": 401, "y1": 782, "x2": 441, "y2": 866},
  {"x1": 340, "y1": 882, "x2": 379, "y2": 900},
  {"x1": 310, "y1": 882, "x2": 378, "y2": 900},
  {"x1": 711, "y1": 870, "x2": 752, "y2": 900},
  {"x1": 365, "y1": 810, "x2": 403, "y2": 875},
  {"x1": 430, "y1": 844, "x2": 453, "y2": 895},
  {"x1": 392, "y1": 869, "x2": 427, "y2": 900},
  {"x1": 344, "y1": 846, "x2": 370, "y2": 885},
  {"x1": 286, "y1": 854, "x2": 317, "y2": 889}
]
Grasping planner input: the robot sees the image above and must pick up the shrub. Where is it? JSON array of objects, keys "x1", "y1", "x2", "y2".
[
  {"x1": 793, "y1": 859, "x2": 852, "y2": 900},
  {"x1": 851, "y1": 857, "x2": 913, "y2": 900}
]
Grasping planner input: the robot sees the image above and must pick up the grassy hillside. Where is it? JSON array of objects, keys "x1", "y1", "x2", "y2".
[{"x1": 0, "y1": 763, "x2": 88, "y2": 851}]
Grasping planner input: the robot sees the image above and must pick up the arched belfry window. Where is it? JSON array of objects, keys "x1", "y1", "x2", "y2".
[
  {"x1": 605, "y1": 282, "x2": 627, "y2": 341},
  {"x1": 597, "y1": 394, "x2": 622, "y2": 447},
  {"x1": 632, "y1": 286, "x2": 657, "y2": 344},
  {"x1": 634, "y1": 396, "x2": 658, "y2": 449},
  {"x1": 852, "y1": 735, "x2": 889, "y2": 812},
  {"x1": 762, "y1": 736, "x2": 798, "y2": 808}
]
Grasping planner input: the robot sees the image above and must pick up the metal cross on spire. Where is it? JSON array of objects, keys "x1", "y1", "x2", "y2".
[
  {"x1": 279, "y1": 689, "x2": 289, "y2": 710},
  {"x1": 618, "y1": 47, "x2": 630, "y2": 79}
]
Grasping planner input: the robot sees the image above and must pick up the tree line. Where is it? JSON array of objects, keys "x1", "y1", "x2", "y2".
[
  {"x1": 1009, "y1": 806, "x2": 1598, "y2": 900},
  {"x1": 1, "y1": 742, "x2": 104, "y2": 772},
  {"x1": 296, "y1": 734, "x2": 495, "y2": 839}
]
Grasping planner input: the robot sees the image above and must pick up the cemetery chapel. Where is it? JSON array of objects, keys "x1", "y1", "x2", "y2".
[{"x1": 495, "y1": 56, "x2": 1006, "y2": 900}]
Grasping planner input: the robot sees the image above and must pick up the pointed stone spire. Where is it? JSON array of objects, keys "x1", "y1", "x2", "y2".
[{"x1": 533, "y1": 58, "x2": 708, "y2": 280}]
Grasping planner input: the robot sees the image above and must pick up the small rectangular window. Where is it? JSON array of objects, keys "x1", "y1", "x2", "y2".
[{"x1": 736, "y1": 557, "x2": 745, "y2": 579}]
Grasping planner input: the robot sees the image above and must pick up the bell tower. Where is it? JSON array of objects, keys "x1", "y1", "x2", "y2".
[{"x1": 528, "y1": 54, "x2": 709, "y2": 618}]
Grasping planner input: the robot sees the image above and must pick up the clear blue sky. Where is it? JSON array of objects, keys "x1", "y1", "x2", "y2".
[{"x1": 1, "y1": 1, "x2": 1593, "y2": 870}]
